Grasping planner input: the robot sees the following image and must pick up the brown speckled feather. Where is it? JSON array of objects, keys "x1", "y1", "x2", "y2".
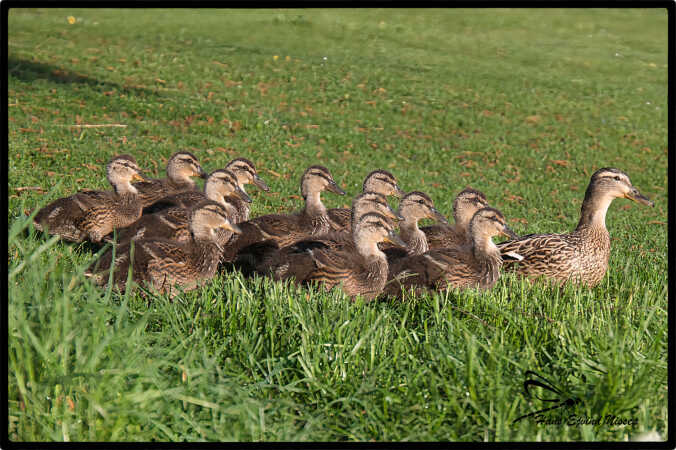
[
  {"x1": 134, "y1": 178, "x2": 199, "y2": 208},
  {"x1": 421, "y1": 224, "x2": 467, "y2": 249},
  {"x1": 34, "y1": 190, "x2": 142, "y2": 242},
  {"x1": 498, "y1": 228, "x2": 610, "y2": 287}
]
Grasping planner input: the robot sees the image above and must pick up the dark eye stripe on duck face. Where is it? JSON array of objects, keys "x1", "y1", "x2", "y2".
[
  {"x1": 226, "y1": 158, "x2": 257, "y2": 176},
  {"x1": 593, "y1": 168, "x2": 631, "y2": 185},
  {"x1": 357, "y1": 212, "x2": 392, "y2": 231},
  {"x1": 209, "y1": 170, "x2": 238, "y2": 188},
  {"x1": 364, "y1": 170, "x2": 397, "y2": 189},
  {"x1": 193, "y1": 201, "x2": 229, "y2": 222},
  {"x1": 403, "y1": 191, "x2": 433, "y2": 207},
  {"x1": 109, "y1": 156, "x2": 140, "y2": 173},
  {"x1": 476, "y1": 207, "x2": 505, "y2": 224},
  {"x1": 305, "y1": 166, "x2": 335, "y2": 184}
]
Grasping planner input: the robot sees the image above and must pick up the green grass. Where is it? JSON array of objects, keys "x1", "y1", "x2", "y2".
[{"x1": 7, "y1": 8, "x2": 668, "y2": 442}]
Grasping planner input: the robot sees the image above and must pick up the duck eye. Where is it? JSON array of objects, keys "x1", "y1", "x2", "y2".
[{"x1": 614, "y1": 176, "x2": 621, "y2": 181}]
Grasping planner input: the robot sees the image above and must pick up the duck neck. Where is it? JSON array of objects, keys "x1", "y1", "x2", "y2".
[
  {"x1": 112, "y1": 180, "x2": 138, "y2": 197},
  {"x1": 576, "y1": 189, "x2": 614, "y2": 233},
  {"x1": 454, "y1": 211, "x2": 471, "y2": 239},
  {"x1": 354, "y1": 234, "x2": 389, "y2": 290},
  {"x1": 399, "y1": 217, "x2": 429, "y2": 256},
  {"x1": 189, "y1": 231, "x2": 222, "y2": 276},
  {"x1": 225, "y1": 194, "x2": 250, "y2": 222},
  {"x1": 471, "y1": 234, "x2": 502, "y2": 288},
  {"x1": 303, "y1": 191, "x2": 330, "y2": 234},
  {"x1": 204, "y1": 181, "x2": 226, "y2": 204}
]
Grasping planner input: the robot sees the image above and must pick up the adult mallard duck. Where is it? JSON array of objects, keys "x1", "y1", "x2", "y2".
[
  {"x1": 497, "y1": 168, "x2": 654, "y2": 287},
  {"x1": 33, "y1": 154, "x2": 146, "y2": 242},
  {"x1": 382, "y1": 191, "x2": 448, "y2": 258},
  {"x1": 383, "y1": 207, "x2": 517, "y2": 297},
  {"x1": 135, "y1": 151, "x2": 207, "y2": 209},
  {"x1": 221, "y1": 165, "x2": 345, "y2": 263},
  {"x1": 328, "y1": 169, "x2": 404, "y2": 232},
  {"x1": 110, "y1": 169, "x2": 248, "y2": 245},
  {"x1": 246, "y1": 191, "x2": 403, "y2": 277},
  {"x1": 421, "y1": 187, "x2": 488, "y2": 250},
  {"x1": 224, "y1": 157, "x2": 269, "y2": 222},
  {"x1": 86, "y1": 200, "x2": 241, "y2": 296},
  {"x1": 271, "y1": 212, "x2": 406, "y2": 301}
]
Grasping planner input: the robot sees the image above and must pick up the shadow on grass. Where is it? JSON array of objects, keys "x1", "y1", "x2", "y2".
[{"x1": 8, "y1": 56, "x2": 163, "y2": 99}]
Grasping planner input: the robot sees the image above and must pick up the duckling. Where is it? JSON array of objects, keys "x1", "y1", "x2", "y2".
[
  {"x1": 497, "y1": 168, "x2": 654, "y2": 287},
  {"x1": 221, "y1": 165, "x2": 345, "y2": 263},
  {"x1": 272, "y1": 212, "x2": 406, "y2": 301},
  {"x1": 33, "y1": 154, "x2": 146, "y2": 242},
  {"x1": 141, "y1": 169, "x2": 250, "y2": 215},
  {"x1": 328, "y1": 169, "x2": 405, "y2": 232},
  {"x1": 110, "y1": 169, "x2": 248, "y2": 245},
  {"x1": 247, "y1": 191, "x2": 404, "y2": 277},
  {"x1": 86, "y1": 200, "x2": 241, "y2": 296},
  {"x1": 421, "y1": 188, "x2": 489, "y2": 250},
  {"x1": 135, "y1": 151, "x2": 207, "y2": 208},
  {"x1": 382, "y1": 191, "x2": 448, "y2": 258},
  {"x1": 224, "y1": 157, "x2": 269, "y2": 222},
  {"x1": 383, "y1": 207, "x2": 517, "y2": 297}
]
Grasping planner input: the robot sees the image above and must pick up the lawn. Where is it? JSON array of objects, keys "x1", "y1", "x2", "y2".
[{"x1": 6, "y1": 7, "x2": 669, "y2": 442}]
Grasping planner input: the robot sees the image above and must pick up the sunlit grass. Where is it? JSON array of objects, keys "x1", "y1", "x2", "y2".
[{"x1": 8, "y1": 7, "x2": 668, "y2": 442}]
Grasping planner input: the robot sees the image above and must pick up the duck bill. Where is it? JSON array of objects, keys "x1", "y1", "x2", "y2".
[
  {"x1": 132, "y1": 172, "x2": 147, "y2": 182},
  {"x1": 394, "y1": 185, "x2": 405, "y2": 198},
  {"x1": 625, "y1": 189, "x2": 654, "y2": 207},
  {"x1": 253, "y1": 174, "x2": 270, "y2": 192},
  {"x1": 383, "y1": 230, "x2": 406, "y2": 248},
  {"x1": 327, "y1": 181, "x2": 346, "y2": 196},
  {"x1": 222, "y1": 222, "x2": 242, "y2": 234},
  {"x1": 236, "y1": 188, "x2": 252, "y2": 203},
  {"x1": 431, "y1": 208, "x2": 449, "y2": 225},
  {"x1": 500, "y1": 225, "x2": 519, "y2": 240},
  {"x1": 197, "y1": 167, "x2": 209, "y2": 179}
]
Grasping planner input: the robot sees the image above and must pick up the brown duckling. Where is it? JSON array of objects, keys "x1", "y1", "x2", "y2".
[
  {"x1": 33, "y1": 154, "x2": 146, "y2": 242},
  {"x1": 382, "y1": 191, "x2": 448, "y2": 258},
  {"x1": 328, "y1": 169, "x2": 404, "y2": 232},
  {"x1": 141, "y1": 169, "x2": 250, "y2": 215},
  {"x1": 224, "y1": 157, "x2": 269, "y2": 222},
  {"x1": 497, "y1": 168, "x2": 654, "y2": 287},
  {"x1": 221, "y1": 165, "x2": 345, "y2": 263},
  {"x1": 421, "y1": 187, "x2": 489, "y2": 250},
  {"x1": 247, "y1": 191, "x2": 404, "y2": 277},
  {"x1": 272, "y1": 212, "x2": 406, "y2": 301},
  {"x1": 110, "y1": 169, "x2": 247, "y2": 245},
  {"x1": 86, "y1": 200, "x2": 241, "y2": 296},
  {"x1": 135, "y1": 151, "x2": 207, "y2": 208},
  {"x1": 383, "y1": 207, "x2": 517, "y2": 297}
]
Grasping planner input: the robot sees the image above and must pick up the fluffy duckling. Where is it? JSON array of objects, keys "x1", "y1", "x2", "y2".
[
  {"x1": 382, "y1": 191, "x2": 448, "y2": 258},
  {"x1": 110, "y1": 169, "x2": 247, "y2": 245},
  {"x1": 141, "y1": 169, "x2": 250, "y2": 214},
  {"x1": 328, "y1": 169, "x2": 404, "y2": 232},
  {"x1": 383, "y1": 207, "x2": 517, "y2": 297},
  {"x1": 497, "y1": 168, "x2": 654, "y2": 287},
  {"x1": 272, "y1": 212, "x2": 406, "y2": 301},
  {"x1": 33, "y1": 154, "x2": 146, "y2": 242},
  {"x1": 421, "y1": 188, "x2": 489, "y2": 250},
  {"x1": 135, "y1": 151, "x2": 207, "y2": 208},
  {"x1": 86, "y1": 200, "x2": 241, "y2": 296},
  {"x1": 220, "y1": 165, "x2": 345, "y2": 262},
  {"x1": 225, "y1": 157, "x2": 269, "y2": 222}
]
